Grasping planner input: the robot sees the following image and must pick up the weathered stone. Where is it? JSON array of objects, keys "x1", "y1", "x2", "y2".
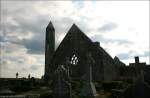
[
  {"x1": 123, "y1": 82, "x2": 150, "y2": 98},
  {"x1": 81, "y1": 53, "x2": 98, "y2": 98},
  {"x1": 51, "y1": 65, "x2": 72, "y2": 98},
  {"x1": 46, "y1": 22, "x2": 118, "y2": 81},
  {"x1": 43, "y1": 21, "x2": 150, "y2": 98},
  {"x1": 44, "y1": 21, "x2": 55, "y2": 81}
]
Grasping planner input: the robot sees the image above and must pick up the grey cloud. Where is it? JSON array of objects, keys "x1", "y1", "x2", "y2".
[
  {"x1": 22, "y1": 37, "x2": 45, "y2": 54},
  {"x1": 91, "y1": 35, "x2": 133, "y2": 45},
  {"x1": 143, "y1": 51, "x2": 150, "y2": 57},
  {"x1": 117, "y1": 53, "x2": 131, "y2": 60},
  {"x1": 1, "y1": 5, "x2": 48, "y2": 54},
  {"x1": 2, "y1": 19, "x2": 47, "y2": 55},
  {"x1": 1, "y1": 2, "x2": 78, "y2": 54},
  {"x1": 15, "y1": 16, "x2": 47, "y2": 33},
  {"x1": 140, "y1": 51, "x2": 150, "y2": 57},
  {"x1": 1, "y1": 1, "x2": 95, "y2": 55},
  {"x1": 31, "y1": 65, "x2": 38, "y2": 70},
  {"x1": 117, "y1": 51, "x2": 150, "y2": 60},
  {"x1": 117, "y1": 50, "x2": 135, "y2": 60},
  {"x1": 0, "y1": 35, "x2": 4, "y2": 42},
  {"x1": 107, "y1": 39, "x2": 133, "y2": 45},
  {"x1": 54, "y1": 17, "x2": 74, "y2": 34},
  {"x1": 72, "y1": 1, "x2": 84, "y2": 9},
  {"x1": 1, "y1": 1, "x2": 92, "y2": 78},
  {"x1": 98, "y1": 22, "x2": 117, "y2": 32}
]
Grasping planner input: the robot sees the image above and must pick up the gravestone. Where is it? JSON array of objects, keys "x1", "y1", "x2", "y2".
[
  {"x1": 123, "y1": 81, "x2": 150, "y2": 98},
  {"x1": 52, "y1": 65, "x2": 72, "y2": 98},
  {"x1": 0, "y1": 81, "x2": 14, "y2": 96},
  {"x1": 81, "y1": 53, "x2": 98, "y2": 98}
]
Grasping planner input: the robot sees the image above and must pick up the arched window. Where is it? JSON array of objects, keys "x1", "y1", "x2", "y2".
[{"x1": 70, "y1": 54, "x2": 78, "y2": 65}]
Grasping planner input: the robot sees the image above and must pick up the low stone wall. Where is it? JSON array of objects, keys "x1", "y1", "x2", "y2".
[{"x1": 0, "y1": 95, "x2": 40, "y2": 98}]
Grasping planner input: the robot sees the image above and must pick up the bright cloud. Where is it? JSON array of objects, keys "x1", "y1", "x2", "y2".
[{"x1": 0, "y1": 1, "x2": 149, "y2": 78}]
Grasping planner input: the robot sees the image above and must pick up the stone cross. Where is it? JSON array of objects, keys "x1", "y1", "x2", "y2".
[
  {"x1": 52, "y1": 65, "x2": 72, "y2": 98},
  {"x1": 81, "y1": 52, "x2": 97, "y2": 98},
  {"x1": 86, "y1": 53, "x2": 95, "y2": 82}
]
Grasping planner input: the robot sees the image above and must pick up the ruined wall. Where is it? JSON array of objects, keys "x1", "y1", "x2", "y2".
[
  {"x1": 101, "y1": 48, "x2": 118, "y2": 81},
  {"x1": 48, "y1": 24, "x2": 119, "y2": 82},
  {"x1": 50, "y1": 24, "x2": 93, "y2": 80}
]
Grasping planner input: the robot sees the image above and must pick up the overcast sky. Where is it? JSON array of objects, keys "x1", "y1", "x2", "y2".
[{"x1": 0, "y1": 1, "x2": 149, "y2": 78}]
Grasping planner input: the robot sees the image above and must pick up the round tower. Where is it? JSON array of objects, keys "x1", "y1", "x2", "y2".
[{"x1": 44, "y1": 21, "x2": 55, "y2": 81}]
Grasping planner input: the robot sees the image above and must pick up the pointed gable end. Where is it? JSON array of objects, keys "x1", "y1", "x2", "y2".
[
  {"x1": 55, "y1": 23, "x2": 93, "y2": 52},
  {"x1": 62, "y1": 23, "x2": 92, "y2": 45},
  {"x1": 67, "y1": 23, "x2": 83, "y2": 35},
  {"x1": 51, "y1": 23, "x2": 93, "y2": 66}
]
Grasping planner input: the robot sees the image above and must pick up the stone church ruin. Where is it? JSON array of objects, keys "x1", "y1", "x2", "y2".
[
  {"x1": 0, "y1": 20, "x2": 150, "y2": 98},
  {"x1": 44, "y1": 22, "x2": 119, "y2": 82}
]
